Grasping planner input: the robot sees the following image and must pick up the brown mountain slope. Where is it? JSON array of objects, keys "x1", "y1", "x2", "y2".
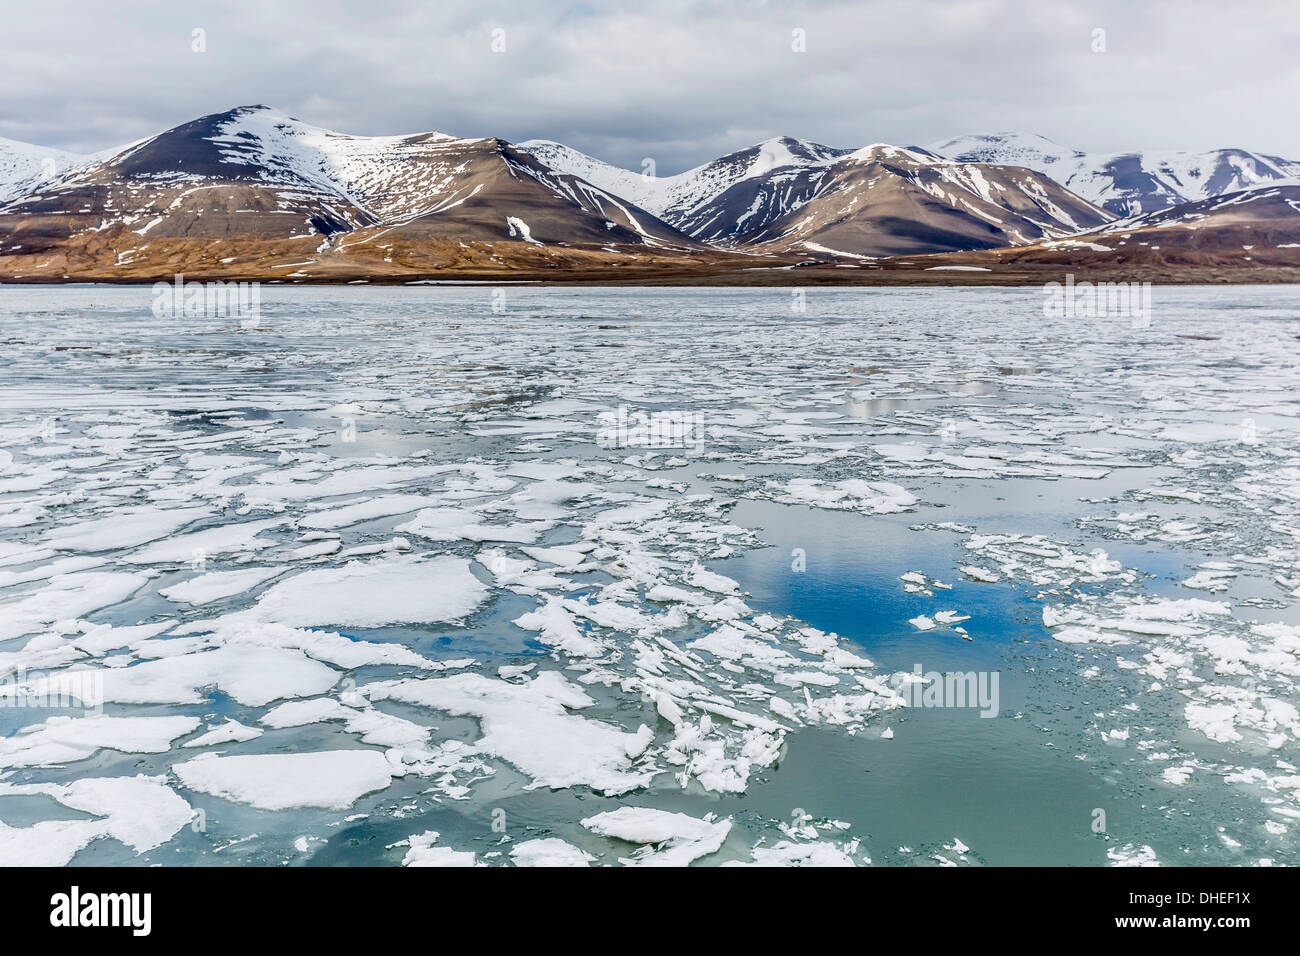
[
  {"x1": 0, "y1": 106, "x2": 697, "y2": 278},
  {"x1": 746, "y1": 145, "x2": 1111, "y2": 257}
]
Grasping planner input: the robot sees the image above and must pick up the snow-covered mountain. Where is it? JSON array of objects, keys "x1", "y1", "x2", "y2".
[
  {"x1": 980, "y1": 176, "x2": 1300, "y2": 271},
  {"x1": 523, "y1": 136, "x2": 1109, "y2": 255},
  {"x1": 0, "y1": 106, "x2": 693, "y2": 251},
  {"x1": 6, "y1": 108, "x2": 1299, "y2": 279},
  {"x1": 929, "y1": 132, "x2": 1300, "y2": 216},
  {"x1": 0, "y1": 137, "x2": 91, "y2": 204},
  {"x1": 745, "y1": 143, "x2": 1110, "y2": 257},
  {"x1": 2, "y1": 110, "x2": 1111, "y2": 267},
  {"x1": 1086, "y1": 177, "x2": 1300, "y2": 250},
  {"x1": 518, "y1": 135, "x2": 850, "y2": 242}
]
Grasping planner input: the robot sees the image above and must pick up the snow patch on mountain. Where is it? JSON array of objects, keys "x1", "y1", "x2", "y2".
[
  {"x1": 930, "y1": 131, "x2": 1300, "y2": 215},
  {"x1": 0, "y1": 138, "x2": 90, "y2": 205},
  {"x1": 517, "y1": 135, "x2": 845, "y2": 235}
]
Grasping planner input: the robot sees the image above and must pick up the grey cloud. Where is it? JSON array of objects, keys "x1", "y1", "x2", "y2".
[{"x1": 2, "y1": 0, "x2": 1298, "y2": 172}]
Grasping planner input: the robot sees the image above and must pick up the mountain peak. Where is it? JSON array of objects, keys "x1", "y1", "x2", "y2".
[
  {"x1": 928, "y1": 131, "x2": 1076, "y2": 162},
  {"x1": 926, "y1": 132, "x2": 1300, "y2": 214},
  {"x1": 5, "y1": 108, "x2": 1297, "y2": 269},
  {"x1": 848, "y1": 143, "x2": 938, "y2": 165}
]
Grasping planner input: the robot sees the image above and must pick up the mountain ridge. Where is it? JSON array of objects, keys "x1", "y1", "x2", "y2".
[
  {"x1": 3, "y1": 107, "x2": 1299, "y2": 281},
  {"x1": 929, "y1": 131, "x2": 1300, "y2": 216}
]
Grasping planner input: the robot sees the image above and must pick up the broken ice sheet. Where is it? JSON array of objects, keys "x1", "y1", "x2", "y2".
[{"x1": 1, "y1": 284, "x2": 1298, "y2": 866}]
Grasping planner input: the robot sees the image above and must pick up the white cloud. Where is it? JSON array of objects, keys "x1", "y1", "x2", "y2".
[{"x1": 2, "y1": 0, "x2": 1298, "y2": 172}]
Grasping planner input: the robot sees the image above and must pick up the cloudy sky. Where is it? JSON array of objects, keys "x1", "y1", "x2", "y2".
[{"x1": 3, "y1": 0, "x2": 1298, "y2": 172}]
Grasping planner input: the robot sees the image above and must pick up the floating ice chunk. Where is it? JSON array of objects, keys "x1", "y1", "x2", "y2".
[
  {"x1": 505, "y1": 479, "x2": 600, "y2": 520},
  {"x1": 67, "y1": 620, "x2": 173, "y2": 655},
  {"x1": 1186, "y1": 702, "x2": 1241, "y2": 743},
  {"x1": 0, "y1": 543, "x2": 57, "y2": 568},
  {"x1": 1107, "y1": 599, "x2": 1231, "y2": 636},
  {"x1": 1107, "y1": 844, "x2": 1160, "y2": 866},
  {"x1": 1083, "y1": 550, "x2": 1121, "y2": 575},
  {"x1": 900, "y1": 571, "x2": 932, "y2": 594},
  {"x1": 299, "y1": 494, "x2": 442, "y2": 529},
  {"x1": 1182, "y1": 568, "x2": 1237, "y2": 592},
  {"x1": 368, "y1": 671, "x2": 655, "y2": 795},
  {"x1": 908, "y1": 615, "x2": 936, "y2": 631},
  {"x1": 246, "y1": 464, "x2": 460, "y2": 505},
  {"x1": 183, "y1": 719, "x2": 264, "y2": 748},
  {"x1": 21, "y1": 645, "x2": 338, "y2": 707},
  {"x1": 563, "y1": 596, "x2": 657, "y2": 635},
  {"x1": 513, "y1": 597, "x2": 604, "y2": 657},
  {"x1": 0, "y1": 571, "x2": 151, "y2": 641},
  {"x1": 397, "y1": 507, "x2": 549, "y2": 544},
  {"x1": 49, "y1": 775, "x2": 189, "y2": 853},
  {"x1": 733, "y1": 840, "x2": 856, "y2": 866},
  {"x1": 498, "y1": 663, "x2": 536, "y2": 680},
  {"x1": 338, "y1": 537, "x2": 411, "y2": 559},
  {"x1": 685, "y1": 564, "x2": 741, "y2": 595},
  {"x1": 289, "y1": 539, "x2": 340, "y2": 559},
  {"x1": 874, "y1": 444, "x2": 930, "y2": 461},
  {"x1": 646, "y1": 583, "x2": 710, "y2": 606},
  {"x1": 0, "y1": 555, "x2": 106, "y2": 588},
  {"x1": 246, "y1": 555, "x2": 487, "y2": 628},
  {"x1": 625, "y1": 723, "x2": 655, "y2": 758},
  {"x1": 181, "y1": 619, "x2": 438, "y2": 671},
  {"x1": 689, "y1": 624, "x2": 800, "y2": 671},
  {"x1": 44, "y1": 505, "x2": 213, "y2": 553},
  {"x1": 1051, "y1": 626, "x2": 1128, "y2": 645},
  {"x1": 293, "y1": 835, "x2": 324, "y2": 854},
  {"x1": 260, "y1": 698, "x2": 352, "y2": 728},
  {"x1": 126, "y1": 518, "x2": 285, "y2": 564},
  {"x1": 693, "y1": 700, "x2": 785, "y2": 733},
  {"x1": 510, "y1": 837, "x2": 596, "y2": 867},
  {"x1": 0, "y1": 715, "x2": 201, "y2": 768},
  {"x1": 579, "y1": 501, "x2": 672, "y2": 538},
  {"x1": 0, "y1": 818, "x2": 109, "y2": 866},
  {"x1": 520, "y1": 544, "x2": 592, "y2": 569},
  {"x1": 173, "y1": 750, "x2": 395, "y2": 810},
  {"x1": 1157, "y1": 423, "x2": 1246, "y2": 443},
  {"x1": 256, "y1": 697, "x2": 429, "y2": 748},
  {"x1": 774, "y1": 478, "x2": 917, "y2": 514},
  {"x1": 655, "y1": 691, "x2": 684, "y2": 728},
  {"x1": 0, "y1": 774, "x2": 194, "y2": 855},
  {"x1": 160, "y1": 566, "x2": 287, "y2": 605},
  {"x1": 581, "y1": 807, "x2": 731, "y2": 866},
  {"x1": 477, "y1": 548, "x2": 568, "y2": 591},
  {"x1": 401, "y1": 830, "x2": 478, "y2": 866}
]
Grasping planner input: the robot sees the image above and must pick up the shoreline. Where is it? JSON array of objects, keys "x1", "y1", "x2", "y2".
[{"x1": 5, "y1": 264, "x2": 1300, "y2": 288}]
